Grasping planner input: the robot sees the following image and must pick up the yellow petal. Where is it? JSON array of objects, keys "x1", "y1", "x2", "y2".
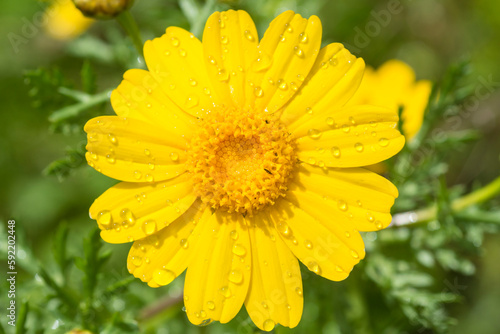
[
  {"x1": 184, "y1": 211, "x2": 251, "y2": 325},
  {"x1": 89, "y1": 173, "x2": 197, "y2": 244},
  {"x1": 143, "y1": 27, "x2": 219, "y2": 117},
  {"x1": 202, "y1": 10, "x2": 259, "y2": 108},
  {"x1": 111, "y1": 69, "x2": 197, "y2": 138},
  {"x1": 246, "y1": 11, "x2": 322, "y2": 113},
  {"x1": 244, "y1": 213, "x2": 303, "y2": 331},
  {"x1": 294, "y1": 105, "x2": 405, "y2": 168},
  {"x1": 84, "y1": 116, "x2": 187, "y2": 182},
  {"x1": 293, "y1": 164, "x2": 397, "y2": 231},
  {"x1": 269, "y1": 198, "x2": 363, "y2": 281},
  {"x1": 281, "y1": 43, "x2": 364, "y2": 127},
  {"x1": 127, "y1": 202, "x2": 209, "y2": 287},
  {"x1": 402, "y1": 80, "x2": 432, "y2": 140},
  {"x1": 44, "y1": 0, "x2": 94, "y2": 40}
]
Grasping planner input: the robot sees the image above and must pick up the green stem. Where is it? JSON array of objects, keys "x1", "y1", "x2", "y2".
[
  {"x1": 391, "y1": 175, "x2": 500, "y2": 227},
  {"x1": 116, "y1": 10, "x2": 144, "y2": 57},
  {"x1": 188, "y1": 0, "x2": 217, "y2": 38},
  {"x1": 49, "y1": 89, "x2": 112, "y2": 123}
]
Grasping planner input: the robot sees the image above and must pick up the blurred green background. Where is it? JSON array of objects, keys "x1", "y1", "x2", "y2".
[{"x1": 1, "y1": 0, "x2": 499, "y2": 333}]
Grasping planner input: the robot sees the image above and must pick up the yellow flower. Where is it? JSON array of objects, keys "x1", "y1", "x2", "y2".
[
  {"x1": 349, "y1": 59, "x2": 432, "y2": 140},
  {"x1": 85, "y1": 10, "x2": 404, "y2": 330},
  {"x1": 44, "y1": 0, "x2": 94, "y2": 40}
]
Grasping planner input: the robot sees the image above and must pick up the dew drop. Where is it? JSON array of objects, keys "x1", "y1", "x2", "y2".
[
  {"x1": 277, "y1": 221, "x2": 292, "y2": 237},
  {"x1": 253, "y1": 86, "x2": 263, "y2": 97},
  {"x1": 307, "y1": 157, "x2": 316, "y2": 165},
  {"x1": 331, "y1": 146, "x2": 341, "y2": 158},
  {"x1": 106, "y1": 154, "x2": 116, "y2": 164},
  {"x1": 228, "y1": 269, "x2": 243, "y2": 284},
  {"x1": 294, "y1": 46, "x2": 304, "y2": 57},
  {"x1": 379, "y1": 138, "x2": 389, "y2": 147},
  {"x1": 341, "y1": 124, "x2": 351, "y2": 133},
  {"x1": 232, "y1": 243, "x2": 246, "y2": 256},
  {"x1": 366, "y1": 212, "x2": 375, "y2": 222},
  {"x1": 144, "y1": 149, "x2": 151, "y2": 156},
  {"x1": 278, "y1": 80, "x2": 288, "y2": 90},
  {"x1": 376, "y1": 221, "x2": 383, "y2": 230},
  {"x1": 345, "y1": 231, "x2": 351, "y2": 238},
  {"x1": 142, "y1": 220, "x2": 157, "y2": 235},
  {"x1": 263, "y1": 319, "x2": 275, "y2": 332},
  {"x1": 131, "y1": 256, "x2": 142, "y2": 266},
  {"x1": 337, "y1": 200, "x2": 348, "y2": 211},
  {"x1": 244, "y1": 30, "x2": 254, "y2": 41},
  {"x1": 120, "y1": 208, "x2": 136, "y2": 225},
  {"x1": 217, "y1": 68, "x2": 230, "y2": 82},
  {"x1": 97, "y1": 210, "x2": 112, "y2": 227},
  {"x1": 354, "y1": 142, "x2": 364, "y2": 152},
  {"x1": 262, "y1": 301, "x2": 268, "y2": 309},
  {"x1": 305, "y1": 240, "x2": 313, "y2": 249},
  {"x1": 307, "y1": 128, "x2": 322, "y2": 139},
  {"x1": 189, "y1": 78, "x2": 197, "y2": 86},
  {"x1": 219, "y1": 286, "x2": 232, "y2": 298},
  {"x1": 207, "y1": 301, "x2": 215, "y2": 310},
  {"x1": 90, "y1": 152, "x2": 98, "y2": 161},
  {"x1": 145, "y1": 174, "x2": 154, "y2": 182},
  {"x1": 326, "y1": 117, "x2": 335, "y2": 126},
  {"x1": 180, "y1": 239, "x2": 189, "y2": 249},
  {"x1": 308, "y1": 261, "x2": 321, "y2": 274},
  {"x1": 170, "y1": 37, "x2": 180, "y2": 47},
  {"x1": 351, "y1": 250, "x2": 359, "y2": 259},
  {"x1": 133, "y1": 170, "x2": 142, "y2": 180},
  {"x1": 185, "y1": 95, "x2": 199, "y2": 108},
  {"x1": 178, "y1": 48, "x2": 187, "y2": 57},
  {"x1": 251, "y1": 53, "x2": 272, "y2": 72},
  {"x1": 153, "y1": 269, "x2": 176, "y2": 285},
  {"x1": 221, "y1": 35, "x2": 228, "y2": 44},
  {"x1": 88, "y1": 131, "x2": 99, "y2": 142},
  {"x1": 203, "y1": 87, "x2": 211, "y2": 95},
  {"x1": 335, "y1": 265, "x2": 343, "y2": 272},
  {"x1": 299, "y1": 32, "x2": 308, "y2": 43},
  {"x1": 295, "y1": 287, "x2": 303, "y2": 296},
  {"x1": 230, "y1": 230, "x2": 239, "y2": 240},
  {"x1": 170, "y1": 152, "x2": 179, "y2": 162}
]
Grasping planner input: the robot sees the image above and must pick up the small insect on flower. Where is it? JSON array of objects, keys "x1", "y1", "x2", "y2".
[{"x1": 85, "y1": 10, "x2": 405, "y2": 331}]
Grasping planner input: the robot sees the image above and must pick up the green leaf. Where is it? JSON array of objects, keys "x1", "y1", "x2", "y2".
[{"x1": 81, "y1": 60, "x2": 97, "y2": 94}]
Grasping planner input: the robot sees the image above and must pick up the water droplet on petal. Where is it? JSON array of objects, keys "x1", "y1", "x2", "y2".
[
  {"x1": 217, "y1": 68, "x2": 229, "y2": 82},
  {"x1": 305, "y1": 240, "x2": 313, "y2": 249},
  {"x1": 299, "y1": 32, "x2": 308, "y2": 43},
  {"x1": 345, "y1": 231, "x2": 351, "y2": 238},
  {"x1": 207, "y1": 301, "x2": 215, "y2": 310},
  {"x1": 295, "y1": 287, "x2": 303, "y2": 296},
  {"x1": 88, "y1": 131, "x2": 99, "y2": 142},
  {"x1": 153, "y1": 269, "x2": 176, "y2": 285},
  {"x1": 185, "y1": 95, "x2": 199, "y2": 108},
  {"x1": 351, "y1": 250, "x2": 359, "y2": 259},
  {"x1": 120, "y1": 208, "x2": 136, "y2": 225},
  {"x1": 178, "y1": 48, "x2": 187, "y2": 57},
  {"x1": 219, "y1": 286, "x2": 232, "y2": 298},
  {"x1": 221, "y1": 35, "x2": 229, "y2": 44},
  {"x1": 142, "y1": 220, "x2": 157, "y2": 235},
  {"x1": 232, "y1": 243, "x2": 246, "y2": 256},
  {"x1": 278, "y1": 80, "x2": 288, "y2": 90},
  {"x1": 170, "y1": 37, "x2": 180, "y2": 47},
  {"x1": 335, "y1": 265, "x2": 344, "y2": 272},
  {"x1": 180, "y1": 239, "x2": 189, "y2": 249},
  {"x1": 294, "y1": 46, "x2": 304, "y2": 57},
  {"x1": 308, "y1": 261, "x2": 321, "y2": 274},
  {"x1": 106, "y1": 154, "x2": 116, "y2": 164},
  {"x1": 133, "y1": 170, "x2": 142, "y2": 180},
  {"x1": 326, "y1": 117, "x2": 335, "y2": 126},
  {"x1": 277, "y1": 221, "x2": 292, "y2": 238},
  {"x1": 131, "y1": 256, "x2": 142, "y2": 266},
  {"x1": 170, "y1": 152, "x2": 179, "y2": 162},
  {"x1": 251, "y1": 53, "x2": 272, "y2": 72},
  {"x1": 230, "y1": 230, "x2": 239, "y2": 240},
  {"x1": 228, "y1": 269, "x2": 243, "y2": 284},
  {"x1": 145, "y1": 174, "x2": 154, "y2": 182},
  {"x1": 97, "y1": 210, "x2": 112, "y2": 227},
  {"x1": 244, "y1": 30, "x2": 254, "y2": 41},
  {"x1": 366, "y1": 212, "x2": 375, "y2": 222},
  {"x1": 253, "y1": 86, "x2": 263, "y2": 97},
  {"x1": 263, "y1": 319, "x2": 275, "y2": 332},
  {"x1": 379, "y1": 138, "x2": 389, "y2": 147},
  {"x1": 355, "y1": 142, "x2": 364, "y2": 152},
  {"x1": 337, "y1": 200, "x2": 348, "y2": 211},
  {"x1": 307, "y1": 128, "x2": 322, "y2": 139},
  {"x1": 331, "y1": 146, "x2": 341, "y2": 158}
]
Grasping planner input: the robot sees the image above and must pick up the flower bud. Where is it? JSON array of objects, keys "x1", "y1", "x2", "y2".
[{"x1": 72, "y1": 0, "x2": 134, "y2": 19}]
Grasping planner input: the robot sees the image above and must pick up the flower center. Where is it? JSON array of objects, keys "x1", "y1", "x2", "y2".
[{"x1": 187, "y1": 108, "x2": 296, "y2": 215}]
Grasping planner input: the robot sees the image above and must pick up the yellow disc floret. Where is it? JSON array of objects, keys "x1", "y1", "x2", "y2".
[{"x1": 187, "y1": 108, "x2": 296, "y2": 216}]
